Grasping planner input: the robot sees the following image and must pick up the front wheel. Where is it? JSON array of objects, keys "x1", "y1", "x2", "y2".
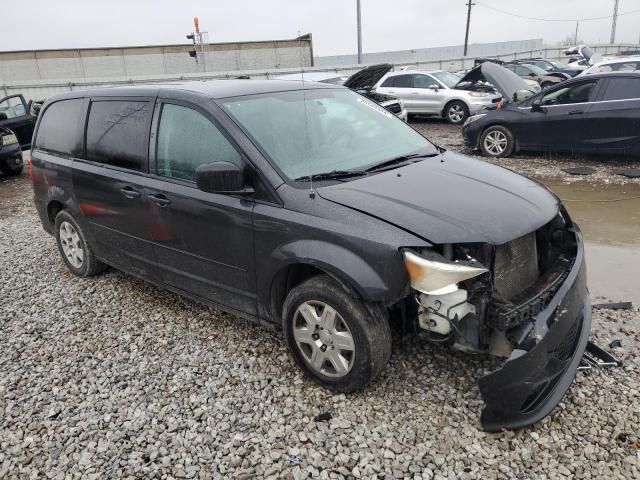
[
  {"x1": 479, "y1": 125, "x2": 515, "y2": 157},
  {"x1": 445, "y1": 101, "x2": 469, "y2": 125},
  {"x1": 282, "y1": 275, "x2": 392, "y2": 392}
]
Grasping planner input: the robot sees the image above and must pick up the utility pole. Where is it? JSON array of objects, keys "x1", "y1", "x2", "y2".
[
  {"x1": 610, "y1": 0, "x2": 619, "y2": 44},
  {"x1": 464, "y1": 1, "x2": 475, "y2": 56},
  {"x1": 574, "y1": 21, "x2": 579, "y2": 45},
  {"x1": 356, "y1": 0, "x2": 363, "y2": 64}
]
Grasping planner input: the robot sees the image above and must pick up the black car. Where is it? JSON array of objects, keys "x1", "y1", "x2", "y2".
[
  {"x1": 31, "y1": 80, "x2": 590, "y2": 431},
  {"x1": 463, "y1": 69, "x2": 640, "y2": 158},
  {"x1": 0, "y1": 94, "x2": 36, "y2": 150},
  {"x1": 511, "y1": 58, "x2": 581, "y2": 78},
  {"x1": 0, "y1": 126, "x2": 23, "y2": 176}
]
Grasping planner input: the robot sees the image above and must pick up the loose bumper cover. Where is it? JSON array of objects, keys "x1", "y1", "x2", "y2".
[{"x1": 478, "y1": 231, "x2": 590, "y2": 431}]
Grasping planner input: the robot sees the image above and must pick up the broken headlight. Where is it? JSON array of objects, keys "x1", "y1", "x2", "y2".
[{"x1": 403, "y1": 250, "x2": 488, "y2": 295}]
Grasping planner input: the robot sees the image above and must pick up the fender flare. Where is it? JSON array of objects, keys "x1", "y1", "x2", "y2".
[{"x1": 269, "y1": 239, "x2": 403, "y2": 303}]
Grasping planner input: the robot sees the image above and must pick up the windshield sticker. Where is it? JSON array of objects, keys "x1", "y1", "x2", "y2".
[{"x1": 357, "y1": 97, "x2": 394, "y2": 118}]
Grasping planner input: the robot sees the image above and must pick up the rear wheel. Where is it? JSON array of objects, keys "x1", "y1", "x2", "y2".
[
  {"x1": 0, "y1": 155, "x2": 23, "y2": 176},
  {"x1": 480, "y1": 125, "x2": 515, "y2": 158},
  {"x1": 445, "y1": 101, "x2": 469, "y2": 125},
  {"x1": 282, "y1": 275, "x2": 392, "y2": 392},
  {"x1": 54, "y1": 210, "x2": 106, "y2": 277}
]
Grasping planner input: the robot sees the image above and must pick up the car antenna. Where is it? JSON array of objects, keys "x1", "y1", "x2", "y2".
[{"x1": 298, "y1": 30, "x2": 315, "y2": 198}]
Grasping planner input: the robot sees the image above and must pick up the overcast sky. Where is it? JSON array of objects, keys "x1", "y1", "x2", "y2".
[{"x1": 3, "y1": 0, "x2": 639, "y2": 56}]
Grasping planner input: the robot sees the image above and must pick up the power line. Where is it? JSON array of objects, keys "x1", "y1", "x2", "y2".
[{"x1": 475, "y1": 1, "x2": 640, "y2": 23}]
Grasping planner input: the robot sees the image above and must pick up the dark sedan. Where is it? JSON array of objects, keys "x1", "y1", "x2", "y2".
[
  {"x1": 511, "y1": 58, "x2": 581, "y2": 78},
  {"x1": 463, "y1": 72, "x2": 640, "y2": 158}
]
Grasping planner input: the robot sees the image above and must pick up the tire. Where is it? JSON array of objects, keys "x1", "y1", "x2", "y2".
[
  {"x1": 282, "y1": 275, "x2": 392, "y2": 393},
  {"x1": 479, "y1": 125, "x2": 515, "y2": 158},
  {"x1": 0, "y1": 155, "x2": 24, "y2": 176},
  {"x1": 444, "y1": 101, "x2": 469, "y2": 125},
  {"x1": 54, "y1": 210, "x2": 106, "y2": 277}
]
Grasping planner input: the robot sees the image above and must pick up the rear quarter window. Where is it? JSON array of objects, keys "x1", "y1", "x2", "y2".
[
  {"x1": 35, "y1": 99, "x2": 84, "y2": 156},
  {"x1": 85, "y1": 100, "x2": 151, "y2": 171},
  {"x1": 602, "y1": 78, "x2": 640, "y2": 101}
]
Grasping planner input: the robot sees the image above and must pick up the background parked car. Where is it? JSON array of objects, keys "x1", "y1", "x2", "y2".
[
  {"x1": 275, "y1": 71, "x2": 349, "y2": 85},
  {"x1": 373, "y1": 68, "x2": 501, "y2": 124},
  {"x1": 504, "y1": 63, "x2": 564, "y2": 89},
  {"x1": 341, "y1": 64, "x2": 407, "y2": 120},
  {"x1": 510, "y1": 58, "x2": 580, "y2": 78},
  {"x1": 581, "y1": 57, "x2": 640, "y2": 75},
  {"x1": 463, "y1": 71, "x2": 640, "y2": 158},
  {"x1": 0, "y1": 94, "x2": 35, "y2": 150},
  {"x1": 564, "y1": 45, "x2": 607, "y2": 71},
  {"x1": 0, "y1": 126, "x2": 23, "y2": 176}
]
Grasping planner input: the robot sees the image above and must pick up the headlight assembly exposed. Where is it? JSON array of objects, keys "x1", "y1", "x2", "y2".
[
  {"x1": 403, "y1": 250, "x2": 488, "y2": 295},
  {"x1": 468, "y1": 91, "x2": 489, "y2": 97}
]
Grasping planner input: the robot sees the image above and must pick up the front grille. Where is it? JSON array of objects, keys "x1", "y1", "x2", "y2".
[{"x1": 384, "y1": 103, "x2": 402, "y2": 114}]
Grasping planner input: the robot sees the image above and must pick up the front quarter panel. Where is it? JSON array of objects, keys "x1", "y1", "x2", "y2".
[{"x1": 253, "y1": 187, "x2": 429, "y2": 321}]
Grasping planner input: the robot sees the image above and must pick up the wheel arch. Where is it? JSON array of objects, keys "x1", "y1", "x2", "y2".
[
  {"x1": 441, "y1": 98, "x2": 470, "y2": 118},
  {"x1": 479, "y1": 122, "x2": 519, "y2": 152},
  {"x1": 266, "y1": 240, "x2": 400, "y2": 324}
]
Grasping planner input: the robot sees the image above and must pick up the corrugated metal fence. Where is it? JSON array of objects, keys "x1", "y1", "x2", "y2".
[{"x1": 2, "y1": 43, "x2": 638, "y2": 102}]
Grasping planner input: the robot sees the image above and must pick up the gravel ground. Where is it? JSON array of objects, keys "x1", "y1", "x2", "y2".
[
  {"x1": 1, "y1": 168, "x2": 639, "y2": 479},
  {"x1": 411, "y1": 119, "x2": 640, "y2": 185}
]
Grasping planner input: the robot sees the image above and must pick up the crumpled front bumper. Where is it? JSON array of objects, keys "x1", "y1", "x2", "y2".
[{"x1": 478, "y1": 229, "x2": 590, "y2": 432}]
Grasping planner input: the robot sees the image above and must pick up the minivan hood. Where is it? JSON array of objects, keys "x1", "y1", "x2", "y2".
[
  {"x1": 317, "y1": 151, "x2": 559, "y2": 245},
  {"x1": 343, "y1": 63, "x2": 393, "y2": 91},
  {"x1": 457, "y1": 63, "x2": 531, "y2": 101}
]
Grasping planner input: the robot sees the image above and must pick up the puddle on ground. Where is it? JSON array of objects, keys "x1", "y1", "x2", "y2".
[{"x1": 539, "y1": 177, "x2": 640, "y2": 305}]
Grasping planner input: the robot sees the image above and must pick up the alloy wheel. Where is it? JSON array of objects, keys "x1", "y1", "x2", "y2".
[
  {"x1": 448, "y1": 104, "x2": 465, "y2": 123},
  {"x1": 484, "y1": 130, "x2": 508, "y2": 156},
  {"x1": 59, "y1": 221, "x2": 84, "y2": 268},
  {"x1": 292, "y1": 300, "x2": 355, "y2": 378}
]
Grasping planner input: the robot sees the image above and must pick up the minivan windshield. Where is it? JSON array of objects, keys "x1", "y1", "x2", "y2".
[{"x1": 222, "y1": 89, "x2": 438, "y2": 181}]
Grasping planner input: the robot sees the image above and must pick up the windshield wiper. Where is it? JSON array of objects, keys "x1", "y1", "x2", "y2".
[
  {"x1": 294, "y1": 169, "x2": 368, "y2": 182},
  {"x1": 364, "y1": 151, "x2": 441, "y2": 173}
]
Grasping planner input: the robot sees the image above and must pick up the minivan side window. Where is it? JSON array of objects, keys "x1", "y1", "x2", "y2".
[
  {"x1": 85, "y1": 100, "x2": 150, "y2": 171},
  {"x1": 156, "y1": 103, "x2": 241, "y2": 182},
  {"x1": 602, "y1": 78, "x2": 640, "y2": 101},
  {"x1": 35, "y1": 99, "x2": 84, "y2": 156}
]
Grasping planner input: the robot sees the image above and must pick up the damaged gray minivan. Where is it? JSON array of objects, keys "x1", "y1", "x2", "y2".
[{"x1": 31, "y1": 80, "x2": 589, "y2": 431}]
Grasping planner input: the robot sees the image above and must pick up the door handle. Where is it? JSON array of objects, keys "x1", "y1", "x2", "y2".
[
  {"x1": 568, "y1": 110, "x2": 584, "y2": 115},
  {"x1": 120, "y1": 186, "x2": 141, "y2": 199},
  {"x1": 148, "y1": 193, "x2": 171, "y2": 207}
]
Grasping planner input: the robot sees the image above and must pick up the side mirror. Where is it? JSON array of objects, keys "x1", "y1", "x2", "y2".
[
  {"x1": 428, "y1": 84, "x2": 439, "y2": 91},
  {"x1": 531, "y1": 99, "x2": 547, "y2": 113},
  {"x1": 529, "y1": 72, "x2": 537, "y2": 77},
  {"x1": 196, "y1": 162, "x2": 252, "y2": 195}
]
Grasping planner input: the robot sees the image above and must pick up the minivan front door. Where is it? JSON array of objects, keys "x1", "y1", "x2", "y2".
[
  {"x1": 72, "y1": 98, "x2": 160, "y2": 280},
  {"x1": 146, "y1": 101, "x2": 257, "y2": 316}
]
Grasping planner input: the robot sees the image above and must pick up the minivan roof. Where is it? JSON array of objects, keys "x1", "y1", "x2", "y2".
[{"x1": 50, "y1": 79, "x2": 337, "y2": 101}]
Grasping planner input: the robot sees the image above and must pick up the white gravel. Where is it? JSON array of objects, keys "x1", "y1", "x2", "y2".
[{"x1": 1, "y1": 173, "x2": 639, "y2": 479}]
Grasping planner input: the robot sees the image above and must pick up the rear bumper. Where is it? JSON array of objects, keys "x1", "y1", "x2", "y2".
[{"x1": 479, "y1": 229, "x2": 589, "y2": 431}]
